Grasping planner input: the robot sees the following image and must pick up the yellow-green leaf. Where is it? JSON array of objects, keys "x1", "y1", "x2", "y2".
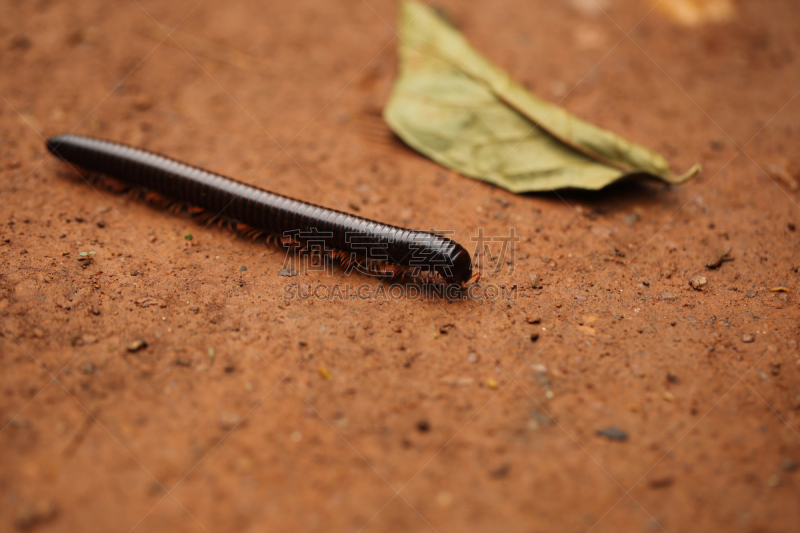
[{"x1": 383, "y1": 1, "x2": 701, "y2": 192}]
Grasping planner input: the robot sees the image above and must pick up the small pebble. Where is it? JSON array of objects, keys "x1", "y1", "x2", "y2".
[
  {"x1": 126, "y1": 339, "x2": 148, "y2": 352},
  {"x1": 10, "y1": 34, "x2": 33, "y2": 51},
  {"x1": 416, "y1": 420, "x2": 430, "y2": 432},
  {"x1": 689, "y1": 274, "x2": 707, "y2": 290},
  {"x1": 240, "y1": 266, "x2": 247, "y2": 272},
  {"x1": 747, "y1": 290, "x2": 757, "y2": 298},
  {"x1": 219, "y1": 411, "x2": 241, "y2": 430},
  {"x1": 742, "y1": 334, "x2": 755, "y2": 343},
  {"x1": 660, "y1": 293, "x2": 677, "y2": 301},
  {"x1": 648, "y1": 476, "x2": 674, "y2": 489},
  {"x1": 489, "y1": 464, "x2": 510, "y2": 478},
  {"x1": 530, "y1": 332, "x2": 540, "y2": 342},
  {"x1": 781, "y1": 459, "x2": 798, "y2": 472},
  {"x1": 279, "y1": 268, "x2": 298, "y2": 277},
  {"x1": 706, "y1": 247, "x2": 733, "y2": 269},
  {"x1": 623, "y1": 212, "x2": 640, "y2": 225},
  {"x1": 82, "y1": 362, "x2": 95, "y2": 374},
  {"x1": 596, "y1": 426, "x2": 628, "y2": 441},
  {"x1": 133, "y1": 94, "x2": 152, "y2": 111},
  {"x1": 486, "y1": 377, "x2": 499, "y2": 389},
  {"x1": 97, "y1": 221, "x2": 106, "y2": 228}
]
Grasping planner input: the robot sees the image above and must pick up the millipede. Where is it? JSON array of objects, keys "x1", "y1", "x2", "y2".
[{"x1": 46, "y1": 134, "x2": 474, "y2": 286}]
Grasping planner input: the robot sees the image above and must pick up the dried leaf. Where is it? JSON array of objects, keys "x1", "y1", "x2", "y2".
[{"x1": 384, "y1": 1, "x2": 701, "y2": 192}]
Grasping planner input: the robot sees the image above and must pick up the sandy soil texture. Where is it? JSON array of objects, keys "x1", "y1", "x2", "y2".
[{"x1": 1, "y1": 0, "x2": 799, "y2": 531}]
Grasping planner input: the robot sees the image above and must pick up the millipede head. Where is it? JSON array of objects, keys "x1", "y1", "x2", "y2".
[{"x1": 442, "y1": 248, "x2": 473, "y2": 286}]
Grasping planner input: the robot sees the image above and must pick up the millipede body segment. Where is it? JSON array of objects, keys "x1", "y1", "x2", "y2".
[{"x1": 46, "y1": 134, "x2": 473, "y2": 285}]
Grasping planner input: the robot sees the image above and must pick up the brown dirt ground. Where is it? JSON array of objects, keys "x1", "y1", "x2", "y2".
[{"x1": 2, "y1": 0, "x2": 800, "y2": 531}]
